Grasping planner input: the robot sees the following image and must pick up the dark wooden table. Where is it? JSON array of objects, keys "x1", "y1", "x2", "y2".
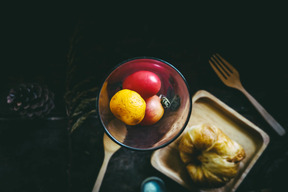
[{"x1": 1, "y1": 5, "x2": 288, "y2": 192}]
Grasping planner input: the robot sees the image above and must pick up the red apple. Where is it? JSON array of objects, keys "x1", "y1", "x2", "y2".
[
  {"x1": 141, "y1": 95, "x2": 164, "y2": 126},
  {"x1": 122, "y1": 71, "x2": 161, "y2": 99}
]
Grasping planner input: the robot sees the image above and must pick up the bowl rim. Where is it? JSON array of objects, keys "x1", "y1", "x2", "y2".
[{"x1": 96, "y1": 56, "x2": 192, "y2": 151}]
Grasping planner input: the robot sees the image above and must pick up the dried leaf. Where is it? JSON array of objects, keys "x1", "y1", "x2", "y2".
[
  {"x1": 72, "y1": 97, "x2": 97, "y2": 118},
  {"x1": 70, "y1": 109, "x2": 97, "y2": 133}
]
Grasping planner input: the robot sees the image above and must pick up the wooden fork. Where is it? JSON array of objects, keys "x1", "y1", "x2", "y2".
[{"x1": 209, "y1": 53, "x2": 286, "y2": 136}]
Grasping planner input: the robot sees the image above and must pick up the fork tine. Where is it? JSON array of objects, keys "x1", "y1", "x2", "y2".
[
  {"x1": 210, "y1": 56, "x2": 229, "y2": 78},
  {"x1": 212, "y1": 54, "x2": 232, "y2": 76},
  {"x1": 215, "y1": 53, "x2": 236, "y2": 73},
  {"x1": 209, "y1": 59, "x2": 227, "y2": 80}
]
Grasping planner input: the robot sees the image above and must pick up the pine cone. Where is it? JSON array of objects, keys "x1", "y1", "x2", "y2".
[{"x1": 6, "y1": 83, "x2": 55, "y2": 119}]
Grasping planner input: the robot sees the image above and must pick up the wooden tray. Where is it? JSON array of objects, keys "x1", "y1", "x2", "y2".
[{"x1": 151, "y1": 90, "x2": 270, "y2": 192}]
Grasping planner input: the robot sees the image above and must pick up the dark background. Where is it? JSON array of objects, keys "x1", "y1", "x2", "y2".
[
  {"x1": 1, "y1": 3, "x2": 287, "y2": 93},
  {"x1": 1, "y1": 3, "x2": 288, "y2": 192}
]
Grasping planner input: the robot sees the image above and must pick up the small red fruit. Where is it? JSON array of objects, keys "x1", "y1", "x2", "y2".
[
  {"x1": 122, "y1": 71, "x2": 161, "y2": 99},
  {"x1": 141, "y1": 95, "x2": 164, "y2": 126}
]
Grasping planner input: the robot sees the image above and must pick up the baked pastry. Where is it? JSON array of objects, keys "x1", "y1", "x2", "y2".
[{"x1": 178, "y1": 124, "x2": 246, "y2": 188}]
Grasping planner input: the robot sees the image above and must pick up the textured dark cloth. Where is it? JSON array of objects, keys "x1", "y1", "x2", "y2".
[
  {"x1": 65, "y1": 18, "x2": 288, "y2": 192},
  {"x1": 1, "y1": 8, "x2": 288, "y2": 192}
]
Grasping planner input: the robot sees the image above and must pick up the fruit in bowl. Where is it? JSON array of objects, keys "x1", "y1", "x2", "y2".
[
  {"x1": 110, "y1": 70, "x2": 165, "y2": 126},
  {"x1": 109, "y1": 89, "x2": 146, "y2": 126},
  {"x1": 122, "y1": 70, "x2": 161, "y2": 99},
  {"x1": 141, "y1": 95, "x2": 164, "y2": 126}
]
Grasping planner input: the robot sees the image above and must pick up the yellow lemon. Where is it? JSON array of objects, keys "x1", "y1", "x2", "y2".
[{"x1": 110, "y1": 89, "x2": 146, "y2": 125}]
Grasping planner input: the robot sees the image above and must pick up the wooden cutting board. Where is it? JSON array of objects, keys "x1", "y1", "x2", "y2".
[{"x1": 151, "y1": 90, "x2": 269, "y2": 192}]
